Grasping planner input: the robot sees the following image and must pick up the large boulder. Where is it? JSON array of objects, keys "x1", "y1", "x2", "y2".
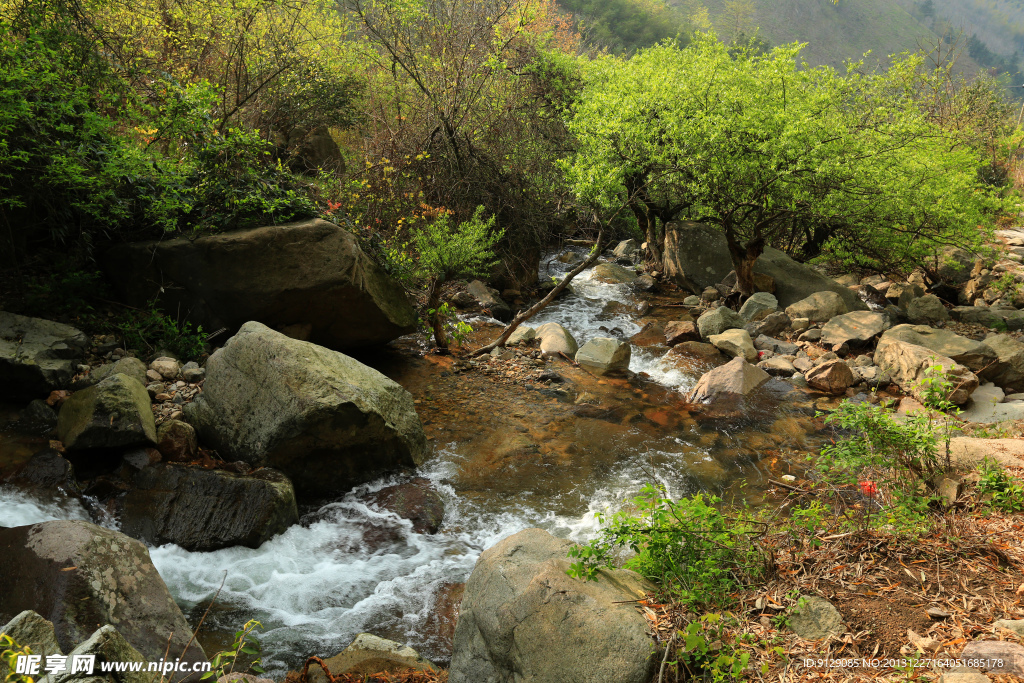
[
  {"x1": 873, "y1": 337, "x2": 978, "y2": 405},
  {"x1": 696, "y1": 307, "x2": 744, "y2": 339},
  {"x1": 662, "y1": 222, "x2": 864, "y2": 310},
  {"x1": 980, "y1": 333, "x2": 1024, "y2": 392},
  {"x1": 821, "y1": 311, "x2": 890, "y2": 347},
  {"x1": 56, "y1": 374, "x2": 157, "y2": 451},
  {"x1": 102, "y1": 219, "x2": 417, "y2": 351},
  {"x1": 120, "y1": 464, "x2": 298, "y2": 551},
  {"x1": 449, "y1": 528, "x2": 656, "y2": 683},
  {"x1": 0, "y1": 312, "x2": 88, "y2": 401},
  {"x1": 575, "y1": 338, "x2": 631, "y2": 376},
  {"x1": 738, "y1": 292, "x2": 778, "y2": 322},
  {"x1": 611, "y1": 239, "x2": 639, "y2": 259},
  {"x1": 708, "y1": 329, "x2": 757, "y2": 362},
  {"x1": 881, "y1": 325, "x2": 996, "y2": 372},
  {"x1": 0, "y1": 520, "x2": 206, "y2": 666},
  {"x1": 785, "y1": 291, "x2": 848, "y2": 323},
  {"x1": 183, "y1": 322, "x2": 427, "y2": 498},
  {"x1": 687, "y1": 357, "x2": 771, "y2": 403},
  {"x1": 466, "y1": 281, "x2": 512, "y2": 322},
  {"x1": 591, "y1": 263, "x2": 638, "y2": 284},
  {"x1": 535, "y1": 323, "x2": 578, "y2": 357}
]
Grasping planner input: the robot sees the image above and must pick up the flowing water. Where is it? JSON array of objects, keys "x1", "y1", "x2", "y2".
[{"x1": 0, "y1": 251, "x2": 823, "y2": 675}]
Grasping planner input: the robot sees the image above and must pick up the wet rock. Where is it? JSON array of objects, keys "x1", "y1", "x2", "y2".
[
  {"x1": 576, "y1": 337, "x2": 631, "y2": 376},
  {"x1": 5, "y1": 450, "x2": 78, "y2": 494},
  {"x1": 664, "y1": 320, "x2": 700, "y2": 346},
  {"x1": 820, "y1": 311, "x2": 889, "y2": 347},
  {"x1": 874, "y1": 337, "x2": 978, "y2": 405},
  {"x1": 592, "y1": 262, "x2": 638, "y2": 285},
  {"x1": 16, "y1": 399, "x2": 58, "y2": 433},
  {"x1": 697, "y1": 307, "x2": 744, "y2": 340},
  {"x1": 56, "y1": 374, "x2": 157, "y2": 451},
  {"x1": 882, "y1": 325, "x2": 996, "y2": 372},
  {"x1": 754, "y1": 335, "x2": 798, "y2": 356},
  {"x1": 0, "y1": 610, "x2": 62, "y2": 661},
  {"x1": 611, "y1": 239, "x2": 639, "y2": 258},
  {"x1": 76, "y1": 357, "x2": 149, "y2": 390},
  {"x1": 738, "y1": 292, "x2": 778, "y2": 322},
  {"x1": 907, "y1": 294, "x2": 950, "y2": 325},
  {"x1": 507, "y1": 326, "x2": 536, "y2": 346},
  {"x1": 759, "y1": 357, "x2": 796, "y2": 377},
  {"x1": 121, "y1": 464, "x2": 297, "y2": 551},
  {"x1": 424, "y1": 582, "x2": 464, "y2": 655},
  {"x1": 805, "y1": 359, "x2": 855, "y2": 394},
  {"x1": 979, "y1": 333, "x2": 1024, "y2": 392},
  {"x1": 102, "y1": 219, "x2": 417, "y2": 351},
  {"x1": 449, "y1": 528, "x2": 655, "y2": 683},
  {"x1": 709, "y1": 329, "x2": 757, "y2": 362},
  {"x1": 536, "y1": 323, "x2": 579, "y2": 358},
  {"x1": 785, "y1": 291, "x2": 848, "y2": 323},
  {"x1": 183, "y1": 322, "x2": 427, "y2": 498},
  {"x1": 687, "y1": 357, "x2": 771, "y2": 403},
  {"x1": 630, "y1": 274, "x2": 656, "y2": 292},
  {"x1": 467, "y1": 281, "x2": 512, "y2": 322},
  {"x1": 0, "y1": 313, "x2": 88, "y2": 401},
  {"x1": 365, "y1": 478, "x2": 445, "y2": 534},
  {"x1": 746, "y1": 311, "x2": 790, "y2": 338},
  {"x1": 629, "y1": 321, "x2": 666, "y2": 348},
  {"x1": 0, "y1": 520, "x2": 206, "y2": 665},
  {"x1": 312, "y1": 634, "x2": 436, "y2": 680},
  {"x1": 959, "y1": 640, "x2": 1024, "y2": 675},
  {"x1": 789, "y1": 595, "x2": 845, "y2": 640}
]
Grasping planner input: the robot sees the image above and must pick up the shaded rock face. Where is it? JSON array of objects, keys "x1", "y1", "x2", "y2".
[
  {"x1": 881, "y1": 325, "x2": 996, "y2": 372},
  {"x1": 5, "y1": 450, "x2": 79, "y2": 495},
  {"x1": 575, "y1": 337, "x2": 631, "y2": 376},
  {"x1": 874, "y1": 337, "x2": 978, "y2": 405},
  {"x1": 102, "y1": 220, "x2": 416, "y2": 351},
  {"x1": 155, "y1": 420, "x2": 198, "y2": 462},
  {"x1": 0, "y1": 520, "x2": 206, "y2": 667},
  {"x1": 365, "y1": 478, "x2": 445, "y2": 534},
  {"x1": 0, "y1": 313, "x2": 88, "y2": 401},
  {"x1": 449, "y1": 528, "x2": 656, "y2": 683},
  {"x1": 120, "y1": 464, "x2": 298, "y2": 551},
  {"x1": 56, "y1": 374, "x2": 157, "y2": 451},
  {"x1": 980, "y1": 333, "x2": 1024, "y2": 392},
  {"x1": 284, "y1": 125, "x2": 344, "y2": 176},
  {"x1": 466, "y1": 281, "x2": 512, "y2": 322},
  {"x1": 184, "y1": 322, "x2": 427, "y2": 498},
  {"x1": 662, "y1": 222, "x2": 864, "y2": 310},
  {"x1": 687, "y1": 357, "x2": 771, "y2": 403}
]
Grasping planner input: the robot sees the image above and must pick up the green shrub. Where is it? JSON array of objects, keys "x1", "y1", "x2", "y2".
[
  {"x1": 978, "y1": 458, "x2": 1024, "y2": 512},
  {"x1": 116, "y1": 304, "x2": 207, "y2": 361}
]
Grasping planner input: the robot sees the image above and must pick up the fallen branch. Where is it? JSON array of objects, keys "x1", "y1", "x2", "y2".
[{"x1": 471, "y1": 225, "x2": 606, "y2": 357}]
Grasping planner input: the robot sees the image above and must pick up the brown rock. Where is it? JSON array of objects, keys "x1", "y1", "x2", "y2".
[
  {"x1": 629, "y1": 321, "x2": 666, "y2": 348},
  {"x1": 365, "y1": 478, "x2": 445, "y2": 534},
  {"x1": 155, "y1": 420, "x2": 198, "y2": 462},
  {"x1": 665, "y1": 320, "x2": 700, "y2": 346},
  {"x1": 805, "y1": 359, "x2": 855, "y2": 394}
]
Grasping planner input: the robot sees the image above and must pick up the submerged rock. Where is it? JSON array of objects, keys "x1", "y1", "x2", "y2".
[
  {"x1": 365, "y1": 478, "x2": 445, "y2": 534},
  {"x1": 184, "y1": 322, "x2": 427, "y2": 498},
  {"x1": 449, "y1": 528, "x2": 655, "y2": 683},
  {"x1": 591, "y1": 263, "x2": 637, "y2": 284}
]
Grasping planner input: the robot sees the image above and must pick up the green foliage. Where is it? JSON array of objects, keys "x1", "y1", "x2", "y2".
[
  {"x1": 566, "y1": 484, "x2": 767, "y2": 608},
  {"x1": 0, "y1": 635, "x2": 33, "y2": 683},
  {"x1": 420, "y1": 302, "x2": 474, "y2": 345},
  {"x1": 556, "y1": 0, "x2": 690, "y2": 54},
  {"x1": 200, "y1": 620, "x2": 265, "y2": 680},
  {"x1": 978, "y1": 458, "x2": 1024, "y2": 512},
  {"x1": 117, "y1": 304, "x2": 207, "y2": 361},
  {"x1": 677, "y1": 613, "x2": 756, "y2": 681},
  {"x1": 413, "y1": 206, "x2": 504, "y2": 282}
]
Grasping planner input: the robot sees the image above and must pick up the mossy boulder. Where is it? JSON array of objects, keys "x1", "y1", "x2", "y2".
[{"x1": 56, "y1": 374, "x2": 157, "y2": 451}]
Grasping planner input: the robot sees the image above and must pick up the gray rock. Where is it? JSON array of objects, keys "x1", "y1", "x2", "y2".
[
  {"x1": 5, "y1": 450, "x2": 78, "y2": 494},
  {"x1": 697, "y1": 307, "x2": 744, "y2": 340},
  {"x1": 790, "y1": 317, "x2": 811, "y2": 332},
  {"x1": 611, "y1": 239, "x2": 639, "y2": 259},
  {"x1": 0, "y1": 610, "x2": 62, "y2": 660},
  {"x1": 759, "y1": 357, "x2": 796, "y2": 377},
  {"x1": 56, "y1": 374, "x2": 157, "y2": 451},
  {"x1": 121, "y1": 464, "x2": 298, "y2": 551},
  {"x1": 789, "y1": 595, "x2": 845, "y2": 640},
  {"x1": 76, "y1": 357, "x2": 149, "y2": 390},
  {"x1": 102, "y1": 219, "x2": 417, "y2": 351},
  {"x1": 959, "y1": 394, "x2": 1024, "y2": 424},
  {"x1": 467, "y1": 281, "x2": 512, "y2": 322},
  {"x1": 739, "y1": 292, "x2": 778, "y2": 322},
  {"x1": 630, "y1": 274, "x2": 657, "y2": 292},
  {"x1": 536, "y1": 323, "x2": 578, "y2": 357},
  {"x1": 854, "y1": 365, "x2": 890, "y2": 389},
  {"x1": 798, "y1": 328, "x2": 822, "y2": 342},
  {"x1": 0, "y1": 520, "x2": 205, "y2": 666},
  {"x1": 183, "y1": 322, "x2": 426, "y2": 498},
  {"x1": 662, "y1": 222, "x2": 865, "y2": 310},
  {"x1": 310, "y1": 633, "x2": 435, "y2": 680},
  {"x1": 907, "y1": 294, "x2": 950, "y2": 325},
  {"x1": 592, "y1": 263, "x2": 638, "y2": 284},
  {"x1": 785, "y1": 291, "x2": 848, "y2": 323},
  {"x1": 181, "y1": 362, "x2": 205, "y2": 383},
  {"x1": 149, "y1": 357, "x2": 181, "y2": 381},
  {"x1": 709, "y1": 329, "x2": 757, "y2": 362},
  {"x1": 683, "y1": 295, "x2": 701, "y2": 306},
  {"x1": 0, "y1": 312, "x2": 88, "y2": 401},
  {"x1": 16, "y1": 399, "x2": 58, "y2": 433},
  {"x1": 507, "y1": 326, "x2": 536, "y2": 346},
  {"x1": 754, "y1": 335, "x2": 799, "y2": 356},
  {"x1": 873, "y1": 337, "x2": 978, "y2": 405},
  {"x1": 979, "y1": 333, "x2": 1024, "y2": 392},
  {"x1": 57, "y1": 624, "x2": 157, "y2": 683},
  {"x1": 449, "y1": 528, "x2": 655, "y2": 683},
  {"x1": 882, "y1": 325, "x2": 996, "y2": 372},
  {"x1": 959, "y1": 639, "x2": 1024, "y2": 675},
  {"x1": 687, "y1": 357, "x2": 771, "y2": 403},
  {"x1": 951, "y1": 306, "x2": 1004, "y2": 328},
  {"x1": 994, "y1": 619, "x2": 1024, "y2": 638},
  {"x1": 746, "y1": 311, "x2": 791, "y2": 338},
  {"x1": 821, "y1": 311, "x2": 890, "y2": 347},
  {"x1": 575, "y1": 338, "x2": 631, "y2": 376}
]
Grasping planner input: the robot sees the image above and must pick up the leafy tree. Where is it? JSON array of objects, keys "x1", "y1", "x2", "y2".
[
  {"x1": 563, "y1": 34, "x2": 998, "y2": 295},
  {"x1": 413, "y1": 206, "x2": 504, "y2": 351}
]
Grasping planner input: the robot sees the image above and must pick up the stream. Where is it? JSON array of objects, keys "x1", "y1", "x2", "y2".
[{"x1": 0, "y1": 250, "x2": 824, "y2": 675}]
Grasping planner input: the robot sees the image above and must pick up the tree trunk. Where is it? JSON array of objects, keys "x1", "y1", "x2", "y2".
[
  {"x1": 472, "y1": 226, "x2": 606, "y2": 356},
  {"x1": 724, "y1": 228, "x2": 765, "y2": 298},
  {"x1": 427, "y1": 277, "x2": 448, "y2": 352}
]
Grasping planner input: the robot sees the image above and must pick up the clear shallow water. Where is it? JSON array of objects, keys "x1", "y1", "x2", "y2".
[{"x1": 0, "y1": 253, "x2": 816, "y2": 676}]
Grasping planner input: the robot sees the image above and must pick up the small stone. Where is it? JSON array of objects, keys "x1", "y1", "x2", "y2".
[
  {"x1": 798, "y1": 329, "x2": 822, "y2": 342},
  {"x1": 788, "y1": 595, "x2": 845, "y2": 640},
  {"x1": 146, "y1": 369, "x2": 163, "y2": 383},
  {"x1": 927, "y1": 607, "x2": 951, "y2": 619},
  {"x1": 150, "y1": 357, "x2": 181, "y2": 380},
  {"x1": 994, "y1": 619, "x2": 1024, "y2": 638},
  {"x1": 683, "y1": 295, "x2": 701, "y2": 306}
]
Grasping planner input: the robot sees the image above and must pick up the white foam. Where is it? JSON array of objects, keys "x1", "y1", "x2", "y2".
[{"x1": 0, "y1": 486, "x2": 91, "y2": 527}]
